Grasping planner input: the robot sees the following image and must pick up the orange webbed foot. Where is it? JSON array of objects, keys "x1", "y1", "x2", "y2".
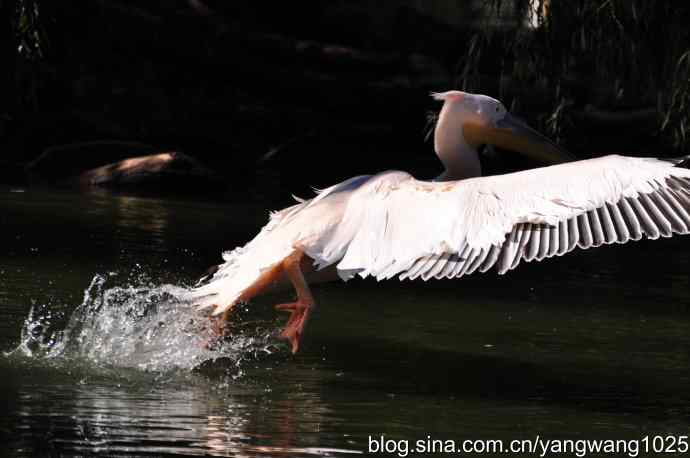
[{"x1": 275, "y1": 299, "x2": 313, "y2": 354}]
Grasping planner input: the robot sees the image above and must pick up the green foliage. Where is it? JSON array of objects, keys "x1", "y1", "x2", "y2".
[
  {"x1": 15, "y1": 0, "x2": 48, "y2": 61},
  {"x1": 456, "y1": 0, "x2": 690, "y2": 152},
  {"x1": 662, "y1": 51, "x2": 690, "y2": 153}
]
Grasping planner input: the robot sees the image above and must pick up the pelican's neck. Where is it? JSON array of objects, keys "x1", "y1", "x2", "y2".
[
  {"x1": 434, "y1": 104, "x2": 482, "y2": 181},
  {"x1": 434, "y1": 146, "x2": 481, "y2": 181}
]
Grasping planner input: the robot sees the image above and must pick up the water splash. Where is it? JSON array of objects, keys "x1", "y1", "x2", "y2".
[{"x1": 10, "y1": 273, "x2": 280, "y2": 373}]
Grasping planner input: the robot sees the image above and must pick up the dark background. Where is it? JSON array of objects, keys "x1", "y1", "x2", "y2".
[
  {"x1": 1, "y1": 3, "x2": 690, "y2": 456},
  {"x1": 1, "y1": 0, "x2": 689, "y2": 201}
]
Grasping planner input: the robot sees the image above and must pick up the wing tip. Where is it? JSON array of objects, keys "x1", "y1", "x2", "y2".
[{"x1": 661, "y1": 154, "x2": 690, "y2": 168}]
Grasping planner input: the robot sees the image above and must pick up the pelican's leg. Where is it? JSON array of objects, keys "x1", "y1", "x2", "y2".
[
  {"x1": 208, "y1": 249, "x2": 315, "y2": 354},
  {"x1": 209, "y1": 261, "x2": 287, "y2": 338},
  {"x1": 274, "y1": 250, "x2": 315, "y2": 354}
]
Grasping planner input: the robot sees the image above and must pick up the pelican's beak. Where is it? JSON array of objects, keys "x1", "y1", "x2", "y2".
[{"x1": 464, "y1": 113, "x2": 575, "y2": 164}]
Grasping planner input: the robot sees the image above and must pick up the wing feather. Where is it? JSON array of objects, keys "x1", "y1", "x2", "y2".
[
  {"x1": 577, "y1": 213, "x2": 593, "y2": 249},
  {"x1": 407, "y1": 255, "x2": 434, "y2": 281},
  {"x1": 438, "y1": 253, "x2": 462, "y2": 279},
  {"x1": 422, "y1": 253, "x2": 451, "y2": 281},
  {"x1": 497, "y1": 226, "x2": 520, "y2": 274},
  {"x1": 195, "y1": 156, "x2": 690, "y2": 315},
  {"x1": 466, "y1": 247, "x2": 490, "y2": 275},
  {"x1": 557, "y1": 220, "x2": 569, "y2": 255},
  {"x1": 651, "y1": 191, "x2": 684, "y2": 233},
  {"x1": 567, "y1": 217, "x2": 580, "y2": 250},
  {"x1": 537, "y1": 225, "x2": 551, "y2": 261},
  {"x1": 588, "y1": 209, "x2": 605, "y2": 247},
  {"x1": 457, "y1": 248, "x2": 478, "y2": 277},
  {"x1": 661, "y1": 188, "x2": 690, "y2": 229},
  {"x1": 301, "y1": 155, "x2": 690, "y2": 281},
  {"x1": 606, "y1": 202, "x2": 630, "y2": 243},
  {"x1": 641, "y1": 193, "x2": 672, "y2": 236},
  {"x1": 547, "y1": 223, "x2": 559, "y2": 257},
  {"x1": 597, "y1": 206, "x2": 617, "y2": 244},
  {"x1": 511, "y1": 223, "x2": 533, "y2": 270},
  {"x1": 479, "y1": 244, "x2": 502, "y2": 273},
  {"x1": 629, "y1": 196, "x2": 660, "y2": 239},
  {"x1": 620, "y1": 198, "x2": 643, "y2": 240},
  {"x1": 490, "y1": 187, "x2": 690, "y2": 275},
  {"x1": 525, "y1": 224, "x2": 541, "y2": 262}
]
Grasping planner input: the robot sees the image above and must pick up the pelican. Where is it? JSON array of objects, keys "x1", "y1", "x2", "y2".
[{"x1": 192, "y1": 90, "x2": 690, "y2": 353}]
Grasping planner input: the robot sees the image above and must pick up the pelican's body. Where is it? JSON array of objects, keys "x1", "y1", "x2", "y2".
[{"x1": 192, "y1": 91, "x2": 690, "y2": 353}]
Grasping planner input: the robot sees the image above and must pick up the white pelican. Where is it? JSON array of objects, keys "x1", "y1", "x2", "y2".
[{"x1": 193, "y1": 90, "x2": 690, "y2": 353}]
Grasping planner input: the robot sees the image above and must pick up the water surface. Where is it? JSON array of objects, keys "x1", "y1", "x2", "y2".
[{"x1": 2, "y1": 187, "x2": 690, "y2": 457}]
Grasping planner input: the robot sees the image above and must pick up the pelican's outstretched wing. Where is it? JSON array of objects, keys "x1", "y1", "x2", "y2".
[{"x1": 307, "y1": 155, "x2": 690, "y2": 281}]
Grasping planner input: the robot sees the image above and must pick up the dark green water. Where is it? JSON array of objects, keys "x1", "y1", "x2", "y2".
[{"x1": 2, "y1": 186, "x2": 690, "y2": 457}]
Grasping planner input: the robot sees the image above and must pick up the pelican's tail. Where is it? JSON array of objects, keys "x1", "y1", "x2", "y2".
[
  {"x1": 185, "y1": 201, "x2": 311, "y2": 316},
  {"x1": 185, "y1": 175, "x2": 371, "y2": 315},
  {"x1": 188, "y1": 243, "x2": 295, "y2": 316},
  {"x1": 188, "y1": 246, "x2": 250, "y2": 315}
]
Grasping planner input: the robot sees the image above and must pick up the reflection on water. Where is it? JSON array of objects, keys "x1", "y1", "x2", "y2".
[
  {"x1": 3, "y1": 187, "x2": 690, "y2": 456},
  {"x1": 8, "y1": 365, "x2": 362, "y2": 457}
]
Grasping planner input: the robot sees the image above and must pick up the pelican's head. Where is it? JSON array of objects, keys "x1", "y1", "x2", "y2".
[{"x1": 431, "y1": 91, "x2": 574, "y2": 180}]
